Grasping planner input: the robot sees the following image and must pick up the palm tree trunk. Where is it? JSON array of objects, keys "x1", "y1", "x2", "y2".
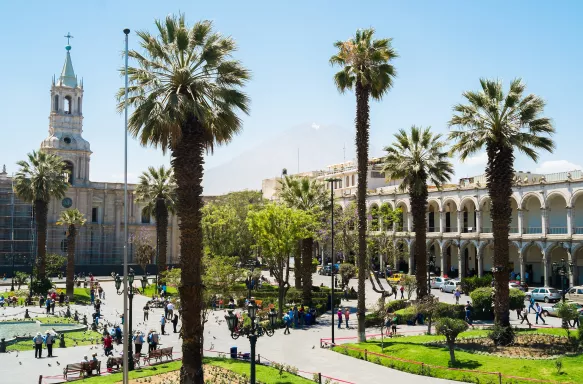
[
  {"x1": 173, "y1": 118, "x2": 205, "y2": 384},
  {"x1": 486, "y1": 143, "x2": 513, "y2": 327},
  {"x1": 302, "y1": 237, "x2": 313, "y2": 306},
  {"x1": 294, "y1": 241, "x2": 302, "y2": 289},
  {"x1": 66, "y1": 225, "x2": 76, "y2": 299},
  {"x1": 34, "y1": 200, "x2": 48, "y2": 281},
  {"x1": 355, "y1": 81, "x2": 370, "y2": 342},
  {"x1": 156, "y1": 198, "x2": 169, "y2": 277},
  {"x1": 411, "y1": 187, "x2": 428, "y2": 299}
]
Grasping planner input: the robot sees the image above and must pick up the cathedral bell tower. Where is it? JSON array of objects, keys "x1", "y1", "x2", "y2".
[{"x1": 41, "y1": 34, "x2": 91, "y2": 185}]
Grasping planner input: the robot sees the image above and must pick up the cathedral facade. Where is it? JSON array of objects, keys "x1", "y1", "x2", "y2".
[{"x1": 0, "y1": 44, "x2": 180, "y2": 274}]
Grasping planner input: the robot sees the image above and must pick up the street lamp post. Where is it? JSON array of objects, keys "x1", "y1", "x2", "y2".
[
  {"x1": 552, "y1": 258, "x2": 574, "y2": 304},
  {"x1": 225, "y1": 301, "x2": 277, "y2": 384},
  {"x1": 115, "y1": 270, "x2": 147, "y2": 371},
  {"x1": 426, "y1": 251, "x2": 434, "y2": 296},
  {"x1": 10, "y1": 254, "x2": 16, "y2": 291},
  {"x1": 325, "y1": 177, "x2": 340, "y2": 345}
]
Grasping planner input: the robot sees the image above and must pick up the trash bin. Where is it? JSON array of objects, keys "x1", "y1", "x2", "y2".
[{"x1": 230, "y1": 346, "x2": 237, "y2": 359}]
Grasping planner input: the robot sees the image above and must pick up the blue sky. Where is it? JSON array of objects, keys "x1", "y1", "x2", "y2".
[{"x1": 0, "y1": 1, "x2": 581, "y2": 189}]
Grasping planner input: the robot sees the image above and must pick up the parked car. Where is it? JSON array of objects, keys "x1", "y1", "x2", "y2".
[
  {"x1": 509, "y1": 282, "x2": 525, "y2": 291},
  {"x1": 540, "y1": 302, "x2": 583, "y2": 317},
  {"x1": 318, "y1": 264, "x2": 339, "y2": 276},
  {"x1": 526, "y1": 287, "x2": 562, "y2": 303},
  {"x1": 387, "y1": 273, "x2": 405, "y2": 285},
  {"x1": 441, "y1": 280, "x2": 461, "y2": 293},
  {"x1": 430, "y1": 277, "x2": 450, "y2": 289},
  {"x1": 565, "y1": 286, "x2": 583, "y2": 304},
  {"x1": 509, "y1": 280, "x2": 529, "y2": 292}
]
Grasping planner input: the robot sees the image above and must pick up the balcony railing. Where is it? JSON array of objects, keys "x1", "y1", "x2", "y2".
[
  {"x1": 444, "y1": 227, "x2": 458, "y2": 233},
  {"x1": 482, "y1": 227, "x2": 492, "y2": 233},
  {"x1": 548, "y1": 227, "x2": 568, "y2": 235},
  {"x1": 524, "y1": 227, "x2": 542, "y2": 234},
  {"x1": 576, "y1": 228, "x2": 583, "y2": 235},
  {"x1": 510, "y1": 227, "x2": 519, "y2": 234},
  {"x1": 428, "y1": 226, "x2": 436, "y2": 232}
]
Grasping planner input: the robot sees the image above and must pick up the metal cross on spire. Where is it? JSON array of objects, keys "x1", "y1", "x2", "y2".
[{"x1": 64, "y1": 32, "x2": 74, "y2": 45}]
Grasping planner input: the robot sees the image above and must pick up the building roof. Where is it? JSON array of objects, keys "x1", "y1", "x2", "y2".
[{"x1": 57, "y1": 45, "x2": 77, "y2": 88}]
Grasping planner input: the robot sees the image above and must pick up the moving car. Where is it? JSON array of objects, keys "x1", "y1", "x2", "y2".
[
  {"x1": 526, "y1": 287, "x2": 562, "y2": 303},
  {"x1": 318, "y1": 264, "x2": 339, "y2": 276},
  {"x1": 387, "y1": 273, "x2": 405, "y2": 285},
  {"x1": 430, "y1": 277, "x2": 450, "y2": 289},
  {"x1": 541, "y1": 302, "x2": 583, "y2": 317},
  {"x1": 565, "y1": 286, "x2": 583, "y2": 304},
  {"x1": 509, "y1": 282, "x2": 525, "y2": 291},
  {"x1": 441, "y1": 279, "x2": 461, "y2": 293}
]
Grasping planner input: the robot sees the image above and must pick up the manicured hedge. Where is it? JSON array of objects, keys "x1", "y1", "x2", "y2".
[
  {"x1": 461, "y1": 275, "x2": 492, "y2": 294},
  {"x1": 469, "y1": 287, "x2": 526, "y2": 320}
]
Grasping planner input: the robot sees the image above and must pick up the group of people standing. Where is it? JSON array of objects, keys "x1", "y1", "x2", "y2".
[{"x1": 32, "y1": 330, "x2": 57, "y2": 358}]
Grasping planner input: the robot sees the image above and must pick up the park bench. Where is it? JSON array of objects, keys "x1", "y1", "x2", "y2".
[
  {"x1": 63, "y1": 361, "x2": 101, "y2": 380},
  {"x1": 106, "y1": 356, "x2": 123, "y2": 371},
  {"x1": 160, "y1": 347, "x2": 173, "y2": 361},
  {"x1": 143, "y1": 349, "x2": 163, "y2": 365},
  {"x1": 133, "y1": 353, "x2": 142, "y2": 368}
]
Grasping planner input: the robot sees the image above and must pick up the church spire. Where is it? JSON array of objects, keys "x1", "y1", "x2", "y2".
[{"x1": 57, "y1": 33, "x2": 78, "y2": 88}]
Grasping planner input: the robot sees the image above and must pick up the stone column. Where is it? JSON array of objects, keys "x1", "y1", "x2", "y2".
[
  {"x1": 440, "y1": 247, "x2": 446, "y2": 277},
  {"x1": 541, "y1": 208, "x2": 548, "y2": 237},
  {"x1": 567, "y1": 207, "x2": 573, "y2": 236},
  {"x1": 542, "y1": 253, "x2": 549, "y2": 287},
  {"x1": 392, "y1": 220, "x2": 397, "y2": 233},
  {"x1": 407, "y1": 212, "x2": 413, "y2": 233},
  {"x1": 476, "y1": 211, "x2": 482, "y2": 234},
  {"x1": 518, "y1": 209, "x2": 524, "y2": 236},
  {"x1": 439, "y1": 210, "x2": 445, "y2": 233},
  {"x1": 457, "y1": 210, "x2": 463, "y2": 233},
  {"x1": 458, "y1": 245, "x2": 464, "y2": 278},
  {"x1": 477, "y1": 254, "x2": 483, "y2": 277},
  {"x1": 567, "y1": 245, "x2": 574, "y2": 287},
  {"x1": 518, "y1": 248, "x2": 525, "y2": 284}
]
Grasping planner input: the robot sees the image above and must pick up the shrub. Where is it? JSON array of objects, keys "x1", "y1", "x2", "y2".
[
  {"x1": 434, "y1": 303, "x2": 465, "y2": 320},
  {"x1": 385, "y1": 299, "x2": 408, "y2": 313},
  {"x1": 435, "y1": 318, "x2": 468, "y2": 365},
  {"x1": 365, "y1": 312, "x2": 383, "y2": 327},
  {"x1": 469, "y1": 287, "x2": 494, "y2": 320},
  {"x1": 395, "y1": 306, "x2": 417, "y2": 324},
  {"x1": 487, "y1": 324, "x2": 515, "y2": 346},
  {"x1": 339, "y1": 263, "x2": 357, "y2": 288},
  {"x1": 508, "y1": 288, "x2": 525, "y2": 311},
  {"x1": 461, "y1": 275, "x2": 492, "y2": 295}
]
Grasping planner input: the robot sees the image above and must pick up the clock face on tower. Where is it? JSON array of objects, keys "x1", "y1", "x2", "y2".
[{"x1": 62, "y1": 197, "x2": 73, "y2": 208}]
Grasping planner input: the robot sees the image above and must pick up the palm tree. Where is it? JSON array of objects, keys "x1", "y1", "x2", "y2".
[
  {"x1": 449, "y1": 78, "x2": 554, "y2": 326},
  {"x1": 279, "y1": 176, "x2": 328, "y2": 306},
  {"x1": 382, "y1": 126, "x2": 453, "y2": 299},
  {"x1": 14, "y1": 151, "x2": 68, "y2": 281},
  {"x1": 118, "y1": 14, "x2": 250, "y2": 383},
  {"x1": 56, "y1": 209, "x2": 86, "y2": 299},
  {"x1": 330, "y1": 28, "x2": 398, "y2": 342},
  {"x1": 135, "y1": 165, "x2": 176, "y2": 278}
]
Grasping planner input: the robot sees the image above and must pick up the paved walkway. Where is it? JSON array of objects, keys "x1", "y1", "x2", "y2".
[{"x1": 0, "y1": 276, "x2": 567, "y2": 384}]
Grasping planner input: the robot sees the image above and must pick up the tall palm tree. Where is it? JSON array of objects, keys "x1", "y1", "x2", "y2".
[
  {"x1": 449, "y1": 78, "x2": 554, "y2": 326},
  {"x1": 56, "y1": 209, "x2": 86, "y2": 299},
  {"x1": 135, "y1": 165, "x2": 176, "y2": 278},
  {"x1": 14, "y1": 151, "x2": 68, "y2": 281},
  {"x1": 279, "y1": 176, "x2": 328, "y2": 306},
  {"x1": 118, "y1": 14, "x2": 250, "y2": 383},
  {"x1": 330, "y1": 28, "x2": 398, "y2": 342},
  {"x1": 382, "y1": 126, "x2": 453, "y2": 299}
]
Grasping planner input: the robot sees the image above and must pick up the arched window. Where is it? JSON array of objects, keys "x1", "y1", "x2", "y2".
[
  {"x1": 141, "y1": 211, "x2": 151, "y2": 224},
  {"x1": 78, "y1": 97, "x2": 82, "y2": 114},
  {"x1": 54, "y1": 95, "x2": 59, "y2": 111},
  {"x1": 63, "y1": 160, "x2": 74, "y2": 184},
  {"x1": 64, "y1": 96, "x2": 72, "y2": 114}
]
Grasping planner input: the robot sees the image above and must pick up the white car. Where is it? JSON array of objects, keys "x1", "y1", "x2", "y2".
[
  {"x1": 430, "y1": 277, "x2": 450, "y2": 289},
  {"x1": 509, "y1": 282, "x2": 525, "y2": 291},
  {"x1": 441, "y1": 280, "x2": 461, "y2": 293}
]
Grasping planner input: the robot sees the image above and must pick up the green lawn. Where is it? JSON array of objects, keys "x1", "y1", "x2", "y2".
[
  {"x1": 333, "y1": 328, "x2": 581, "y2": 383},
  {"x1": 142, "y1": 284, "x2": 178, "y2": 297},
  {"x1": 7, "y1": 316, "x2": 102, "y2": 351},
  {"x1": 81, "y1": 358, "x2": 314, "y2": 383}
]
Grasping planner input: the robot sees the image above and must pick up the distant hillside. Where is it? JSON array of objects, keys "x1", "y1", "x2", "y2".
[{"x1": 202, "y1": 123, "x2": 381, "y2": 195}]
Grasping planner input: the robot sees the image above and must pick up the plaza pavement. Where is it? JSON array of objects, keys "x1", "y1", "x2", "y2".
[{"x1": 0, "y1": 274, "x2": 566, "y2": 384}]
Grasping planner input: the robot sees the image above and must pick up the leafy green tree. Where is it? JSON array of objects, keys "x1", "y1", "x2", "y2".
[
  {"x1": 279, "y1": 176, "x2": 327, "y2": 306},
  {"x1": 14, "y1": 151, "x2": 68, "y2": 281},
  {"x1": 382, "y1": 126, "x2": 453, "y2": 299},
  {"x1": 119, "y1": 14, "x2": 251, "y2": 383},
  {"x1": 435, "y1": 318, "x2": 468, "y2": 365},
  {"x1": 331, "y1": 28, "x2": 398, "y2": 342},
  {"x1": 337, "y1": 202, "x2": 358, "y2": 263},
  {"x1": 135, "y1": 166, "x2": 176, "y2": 278},
  {"x1": 44, "y1": 253, "x2": 66, "y2": 279},
  {"x1": 247, "y1": 203, "x2": 315, "y2": 317},
  {"x1": 56, "y1": 208, "x2": 86, "y2": 299},
  {"x1": 203, "y1": 255, "x2": 242, "y2": 300},
  {"x1": 555, "y1": 302, "x2": 579, "y2": 338},
  {"x1": 15, "y1": 271, "x2": 28, "y2": 290},
  {"x1": 338, "y1": 263, "x2": 357, "y2": 289},
  {"x1": 449, "y1": 79, "x2": 554, "y2": 327}
]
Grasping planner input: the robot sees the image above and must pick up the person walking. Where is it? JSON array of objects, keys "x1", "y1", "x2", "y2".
[
  {"x1": 337, "y1": 309, "x2": 342, "y2": 329},
  {"x1": 148, "y1": 330, "x2": 159, "y2": 352},
  {"x1": 520, "y1": 305, "x2": 531, "y2": 326},
  {"x1": 160, "y1": 314, "x2": 166, "y2": 335},
  {"x1": 143, "y1": 304, "x2": 149, "y2": 321},
  {"x1": 45, "y1": 331, "x2": 54, "y2": 357},
  {"x1": 50, "y1": 298, "x2": 55, "y2": 315},
  {"x1": 535, "y1": 303, "x2": 546, "y2": 325},
  {"x1": 103, "y1": 333, "x2": 113, "y2": 356},
  {"x1": 464, "y1": 301, "x2": 474, "y2": 327},
  {"x1": 344, "y1": 308, "x2": 350, "y2": 328},
  {"x1": 283, "y1": 312, "x2": 291, "y2": 335},
  {"x1": 133, "y1": 331, "x2": 144, "y2": 355},
  {"x1": 172, "y1": 313, "x2": 179, "y2": 333},
  {"x1": 528, "y1": 295, "x2": 536, "y2": 313},
  {"x1": 33, "y1": 332, "x2": 44, "y2": 358},
  {"x1": 454, "y1": 288, "x2": 461, "y2": 305},
  {"x1": 392, "y1": 285, "x2": 397, "y2": 300},
  {"x1": 45, "y1": 297, "x2": 51, "y2": 315},
  {"x1": 400, "y1": 285, "x2": 405, "y2": 299},
  {"x1": 164, "y1": 301, "x2": 169, "y2": 320},
  {"x1": 167, "y1": 301, "x2": 174, "y2": 320}
]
